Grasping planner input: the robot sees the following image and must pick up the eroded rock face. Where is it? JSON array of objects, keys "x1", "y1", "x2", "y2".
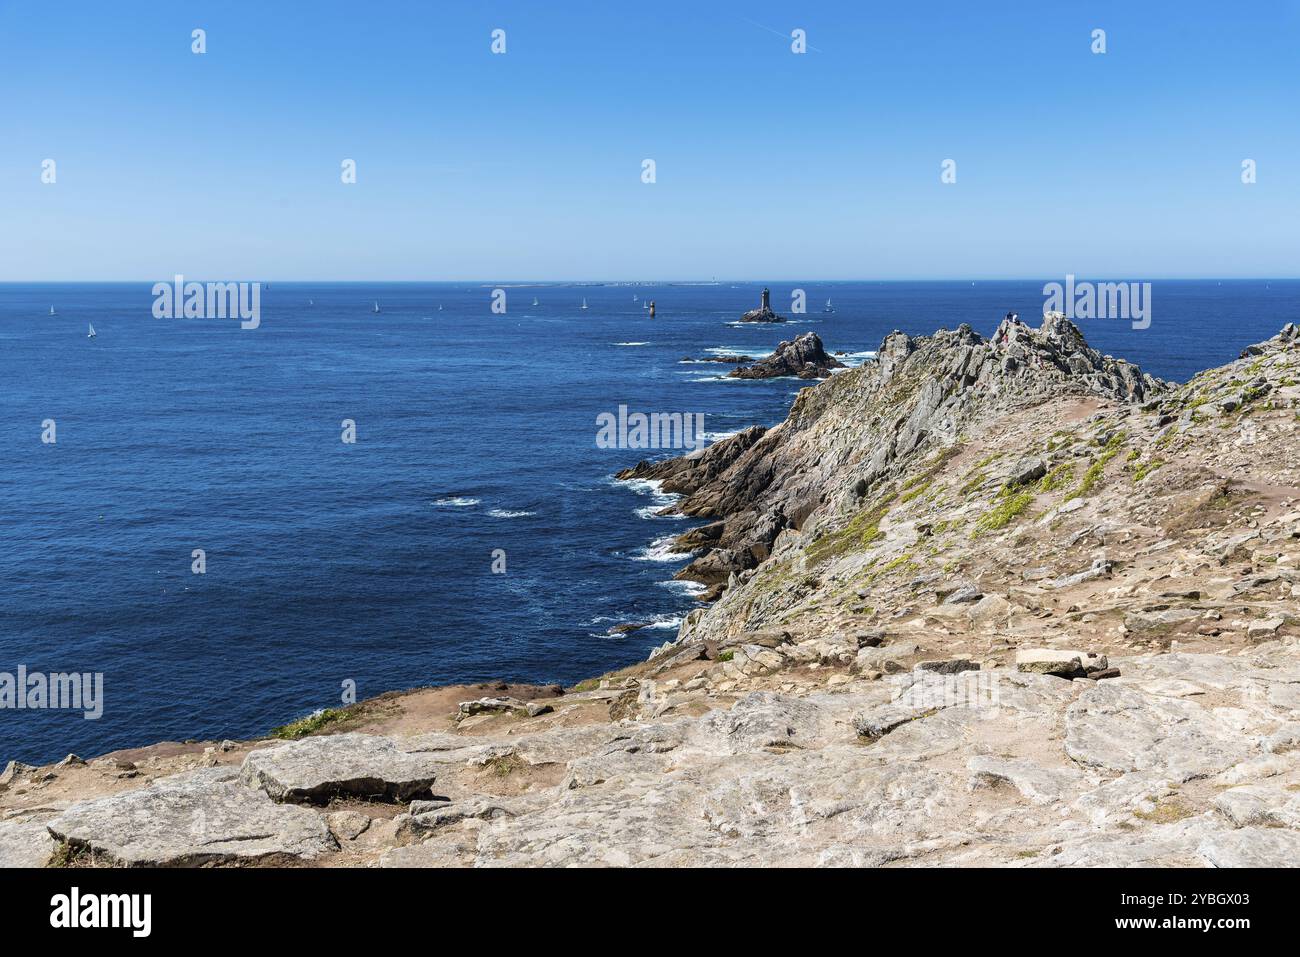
[
  {"x1": 616, "y1": 426, "x2": 767, "y2": 498},
  {"x1": 46, "y1": 768, "x2": 337, "y2": 865},
  {"x1": 728, "y1": 333, "x2": 844, "y2": 380},
  {"x1": 239, "y1": 734, "x2": 441, "y2": 804},
  {"x1": 619, "y1": 316, "x2": 1166, "y2": 595}
]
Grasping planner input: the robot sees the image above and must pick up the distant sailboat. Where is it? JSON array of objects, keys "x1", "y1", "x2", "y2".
[
  {"x1": 49, "y1": 305, "x2": 56, "y2": 316},
  {"x1": 438, "y1": 304, "x2": 444, "y2": 311},
  {"x1": 372, "y1": 301, "x2": 381, "y2": 314},
  {"x1": 632, "y1": 294, "x2": 638, "y2": 302},
  {"x1": 532, "y1": 297, "x2": 539, "y2": 307},
  {"x1": 580, "y1": 298, "x2": 588, "y2": 310},
  {"x1": 87, "y1": 323, "x2": 96, "y2": 339},
  {"x1": 642, "y1": 300, "x2": 648, "y2": 310},
  {"x1": 823, "y1": 298, "x2": 835, "y2": 314},
  {"x1": 308, "y1": 299, "x2": 314, "y2": 306}
]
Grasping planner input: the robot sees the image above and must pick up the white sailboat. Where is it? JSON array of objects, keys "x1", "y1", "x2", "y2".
[
  {"x1": 532, "y1": 297, "x2": 539, "y2": 306},
  {"x1": 372, "y1": 301, "x2": 381, "y2": 314},
  {"x1": 87, "y1": 323, "x2": 96, "y2": 339},
  {"x1": 49, "y1": 305, "x2": 57, "y2": 316},
  {"x1": 580, "y1": 298, "x2": 588, "y2": 310},
  {"x1": 823, "y1": 298, "x2": 835, "y2": 314},
  {"x1": 632, "y1": 294, "x2": 638, "y2": 302}
]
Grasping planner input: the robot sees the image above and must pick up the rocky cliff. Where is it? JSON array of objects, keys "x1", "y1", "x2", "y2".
[
  {"x1": 4, "y1": 318, "x2": 1299, "y2": 868},
  {"x1": 621, "y1": 314, "x2": 1162, "y2": 588}
]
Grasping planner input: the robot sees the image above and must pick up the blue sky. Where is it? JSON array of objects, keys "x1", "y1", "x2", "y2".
[{"x1": 2, "y1": 0, "x2": 1297, "y2": 280}]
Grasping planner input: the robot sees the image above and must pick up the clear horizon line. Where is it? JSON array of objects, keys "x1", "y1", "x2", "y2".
[{"x1": 3, "y1": 275, "x2": 1299, "y2": 285}]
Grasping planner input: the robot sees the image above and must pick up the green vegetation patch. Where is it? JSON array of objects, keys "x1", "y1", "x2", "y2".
[
  {"x1": 1064, "y1": 432, "x2": 1126, "y2": 501},
  {"x1": 807, "y1": 492, "x2": 898, "y2": 565},
  {"x1": 973, "y1": 486, "x2": 1035, "y2": 536},
  {"x1": 960, "y1": 471, "x2": 989, "y2": 496},
  {"x1": 1133, "y1": 799, "x2": 1193, "y2": 824},
  {"x1": 271, "y1": 708, "x2": 348, "y2": 740},
  {"x1": 481, "y1": 753, "x2": 526, "y2": 778},
  {"x1": 806, "y1": 444, "x2": 964, "y2": 566},
  {"x1": 1036, "y1": 462, "x2": 1075, "y2": 493},
  {"x1": 899, "y1": 479, "x2": 932, "y2": 504},
  {"x1": 1155, "y1": 427, "x2": 1180, "y2": 449},
  {"x1": 880, "y1": 553, "x2": 916, "y2": 574},
  {"x1": 1132, "y1": 458, "x2": 1165, "y2": 482},
  {"x1": 46, "y1": 841, "x2": 92, "y2": 869}
]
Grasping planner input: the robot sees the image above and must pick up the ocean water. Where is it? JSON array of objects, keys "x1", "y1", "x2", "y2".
[{"x1": 1, "y1": 279, "x2": 1296, "y2": 764}]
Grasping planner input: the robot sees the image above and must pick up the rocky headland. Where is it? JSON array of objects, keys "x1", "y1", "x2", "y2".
[{"x1": 4, "y1": 316, "x2": 1300, "y2": 868}]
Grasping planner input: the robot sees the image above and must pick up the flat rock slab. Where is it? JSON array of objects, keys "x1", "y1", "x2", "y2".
[
  {"x1": 1213, "y1": 785, "x2": 1300, "y2": 828},
  {"x1": 0, "y1": 819, "x2": 56, "y2": 868},
  {"x1": 46, "y1": 768, "x2": 336, "y2": 866},
  {"x1": 1196, "y1": 826, "x2": 1300, "y2": 867},
  {"x1": 1065, "y1": 681, "x2": 1247, "y2": 781},
  {"x1": 967, "y1": 756, "x2": 1086, "y2": 806},
  {"x1": 1016, "y1": 648, "x2": 1107, "y2": 676},
  {"x1": 691, "y1": 692, "x2": 833, "y2": 753},
  {"x1": 240, "y1": 733, "x2": 441, "y2": 804},
  {"x1": 456, "y1": 697, "x2": 553, "y2": 720}
]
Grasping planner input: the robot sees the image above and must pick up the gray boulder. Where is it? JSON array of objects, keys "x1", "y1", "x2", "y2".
[
  {"x1": 1016, "y1": 649, "x2": 1107, "y2": 677},
  {"x1": 457, "y1": 697, "x2": 554, "y2": 720},
  {"x1": 239, "y1": 733, "x2": 441, "y2": 804}
]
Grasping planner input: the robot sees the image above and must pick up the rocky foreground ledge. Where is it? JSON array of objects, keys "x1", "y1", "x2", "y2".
[{"x1": 3, "y1": 318, "x2": 1299, "y2": 867}]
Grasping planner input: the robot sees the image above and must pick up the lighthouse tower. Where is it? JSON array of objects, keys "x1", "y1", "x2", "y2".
[{"x1": 760, "y1": 287, "x2": 771, "y2": 311}]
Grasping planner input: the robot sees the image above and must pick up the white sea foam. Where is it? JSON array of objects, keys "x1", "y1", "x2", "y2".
[
  {"x1": 838, "y1": 350, "x2": 878, "y2": 368},
  {"x1": 704, "y1": 346, "x2": 771, "y2": 358},
  {"x1": 636, "y1": 504, "x2": 688, "y2": 520},
  {"x1": 613, "y1": 341, "x2": 650, "y2": 346},
  {"x1": 657, "y1": 579, "x2": 707, "y2": 596},
  {"x1": 589, "y1": 613, "x2": 683, "y2": 639},
  {"x1": 621, "y1": 477, "x2": 686, "y2": 520},
  {"x1": 645, "y1": 615, "x2": 682, "y2": 630},
  {"x1": 433, "y1": 497, "x2": 480, "y2": 507},
  {"x1": 487, "y1": 509, "x2": 535, "y2": 518},
  {"x1": 703, "y1": 430, "x2": 739, "y2": 443},
  {"x1": 632, "y1": 534, "x2": 693, "y2": 562},
  {"x1": 620, "y1": 477, "x2": 668, "y2": 497}
]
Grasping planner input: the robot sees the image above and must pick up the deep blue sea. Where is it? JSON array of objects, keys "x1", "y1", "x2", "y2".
[{"x1": 2, "y1": 280, "x2": 1297, "y2": 764}]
